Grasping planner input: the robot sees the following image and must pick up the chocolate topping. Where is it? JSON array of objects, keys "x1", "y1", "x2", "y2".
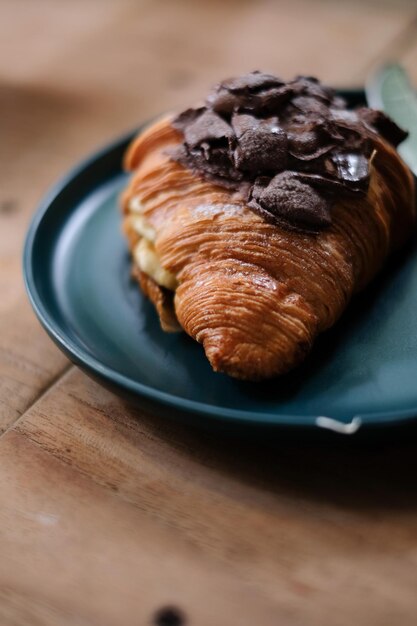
[
  {"x1": 251, "y1": 172, "x2": 332, "y2": 229},
  {"x1": 221, "y1": 72, "x2": 282, "y2": 93},
  {"x1": 331, "y1": 153, "x2": 370, "y2": 188},
  {"x1": 234, "y1": 121, "x2": 288, "y2": 174},
  {"x1": 183, "y1": 110, "x2": 232, "y2": 148},
  {"x1": 357, "y1": 108, "x2": 408, "y2": 147},
  {"x1": 170, "y1": 71, "x2": 408, "y2": 231}
]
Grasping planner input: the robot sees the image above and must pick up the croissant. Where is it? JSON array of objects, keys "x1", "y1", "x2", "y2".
[{"x1": 121, "y1": 74, "x2": 415, "y2": 380}]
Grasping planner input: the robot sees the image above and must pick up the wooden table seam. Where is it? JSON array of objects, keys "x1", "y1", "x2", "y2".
[{"x1": 0, "y1": 363, "x2": 74, "y2": 441}]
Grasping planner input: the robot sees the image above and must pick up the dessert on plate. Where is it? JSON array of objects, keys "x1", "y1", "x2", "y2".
[{"x1": 121, "y1": 72, "x2": 415, "y2": 380}]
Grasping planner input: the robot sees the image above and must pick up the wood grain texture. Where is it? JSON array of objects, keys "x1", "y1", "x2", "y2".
[
  {"x1": 1, "y1": 0, "x2": 417, "y2": 623},
  {"x1": 4, "y1": 369, "x2": 417, "y2": 625},
  {"x1": 0, "y1": 429, "x2": 283, "y2": 626}
]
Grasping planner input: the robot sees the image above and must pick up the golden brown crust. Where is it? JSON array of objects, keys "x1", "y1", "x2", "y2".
[{"x1": 121, "y1": 117, "x2": 415, "y2": 380}]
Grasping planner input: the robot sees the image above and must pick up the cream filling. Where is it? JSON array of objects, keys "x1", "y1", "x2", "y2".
[
  {"x1": 131, "y1": 214, "x2": 156, "y2": 242},
  {"x1": 129, "y1": 196, "x2": 144, "y2": 213},
  {"x1": 129, "y1": 196, "x2": 177, "y2": 290}
]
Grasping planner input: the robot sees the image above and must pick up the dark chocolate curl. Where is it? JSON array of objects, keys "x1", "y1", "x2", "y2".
[
  {"x1": 291, "y1": 96, "x2": 330, "y2": 117},
  {"x1": 206, "y1": 90, "x2": 238, "y2": 115},
  {"x1": 231, "y1": 113, "x2": 261, "y2": 138},
  {"x1": 293, "y1": 76, "x2": 335, "y2": 103},
  {"x1": 184, "y1": 110, "x2": 233, "y2": 148},
  {"x1": 293, "y1": 171, "x2": 365, "y2": 195},
  {"x1": 234, "y1": 125, "x2": 287, "y2": 174},
  {"x1": 331, "y1": 153, "x2": 370, "y2": 189},
  {"x1": 258, "y1": 172, "x2": 332, "y2": 229},
  {"x1": 288, "y1": 129, "x2": 335, "y2": 161},
  {"x1": 220, "y1": 71, "x2": 284, "y2": 93},
  {"x1": 172, "y1": 107, "x2": 205, "y2": 131},
  {"x1": 357, "y1": 108, "x2": 408, "y2": 147}
]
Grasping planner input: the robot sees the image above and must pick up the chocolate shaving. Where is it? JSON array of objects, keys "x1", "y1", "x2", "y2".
[
  {"x1": 231, "y1": 113, "x2": 261, "y2": 138},
  {"x1": 183, "y1": 110, "x2": 232, "y2": 148},
  {"x1": 234, "y1": 122, "x2": 287, "y2": 174},
  {"x1": 255, "y1": 172, "x2": 332, "y2": 229},
  {"x1": 331, "y1": 153, "x2": 370, "y2": 188},
  {"x1": 220, "y1": 71, "x2": 284, "y2": 93},
  {"x1": 172, "y1": 107, "x2": 205, "y2": 131},
  {"x1": 357, "y1": 108, "x2": 408, "y2": 148}
]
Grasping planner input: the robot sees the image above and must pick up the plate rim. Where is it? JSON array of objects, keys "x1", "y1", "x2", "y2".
[{"x1": 23, "y1": 91, "x2": 417, "y2": 431}]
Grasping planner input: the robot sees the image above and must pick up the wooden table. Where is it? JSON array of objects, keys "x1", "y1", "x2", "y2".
[{"x1": 2, "y1": 1, "x2": 417, "y2": 624}]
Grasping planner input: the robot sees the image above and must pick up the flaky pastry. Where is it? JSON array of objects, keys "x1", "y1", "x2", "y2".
[{"x1": 121, "y1": 74, "x2": 415, "y2": 380}]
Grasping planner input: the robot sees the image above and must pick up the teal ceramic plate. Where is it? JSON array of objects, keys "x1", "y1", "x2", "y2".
[{"x1": 24, "y1": 91, "x2": 417, "y2": 435}]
